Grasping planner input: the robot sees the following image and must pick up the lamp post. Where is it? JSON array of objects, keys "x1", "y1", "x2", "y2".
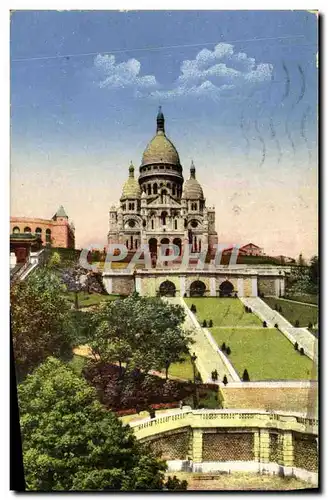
[{"x1": 191, "y1": 352, "x2": 198, "y2": 409}]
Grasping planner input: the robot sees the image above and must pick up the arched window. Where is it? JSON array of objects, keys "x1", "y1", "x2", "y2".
[
  {"x1": 151, "y1": 219, "x2": 154, "y2": 230},
  {"x1": 174, "y1": 219, "x2": 178, "y2": 230},
  {"x1": 153, "y1": 183, "x2": 158, "y2": 195},
  {"x1": 130, "y1": 236, "x2": 133, "y2": 249},
  {"x1": 167, "y1": 182, "x2": 171, "y2": 189},
  {"x1": 24, "y1": 227, "x2": 31, "y2": 233},
  {"x1": 161, "y1": 211, "x2": 167, "y2": 226},
  {"x1": 46, "y1": 228, "x2": 51, "y2": 243},
  {"x1": 35, "y1": 227, "x2": 42, "y2": 234},
  {"x1": 12, "y1": 226, "x2": 20, "y2": 234},
  {"x1": 172, "y1": 185, "x2": 176, "y2": 196},
  {"x1": 135, "y1": 239, "x2": 138, "y2": 249},
  {"x1": 148, "y1": 184, "x2": 152, "y2": 195}
]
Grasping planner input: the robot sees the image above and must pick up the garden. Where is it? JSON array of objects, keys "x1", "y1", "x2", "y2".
[{"x1": 262, "y1": 297, "x2": 318, "y2": 330}]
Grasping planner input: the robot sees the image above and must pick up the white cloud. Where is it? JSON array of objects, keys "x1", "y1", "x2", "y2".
[
  {"x1": 94, "y1": 54, "x2": 158, "y2": 90},
  {"x1": 94, "y1": 43, "x2": 273, "y2": 101}
]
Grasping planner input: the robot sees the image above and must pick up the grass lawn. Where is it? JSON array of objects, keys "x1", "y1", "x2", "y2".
[
  {"x1": 66, "y1": 291, "x2": 121, "y2": 308},
  {"x1": 210, "y1": 327, "x2": 316, "y2": 381},
  {"x1": 184, "y1": 298, "x2": 262, "y2": 327},
  {"x1": 263, "y1": 297, "x2": 318, "y2": 328},
  {"x1": 167, "y1": 355, "x2": 194, "y2": 380},
  {"x1": 285, "y1": 293, "x2": 318, "y2": 305}
]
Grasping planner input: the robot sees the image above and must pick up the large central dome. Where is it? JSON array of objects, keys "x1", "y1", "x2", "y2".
[{"x1": 141, "y1": 107, "x2": 180, "y2": 167}]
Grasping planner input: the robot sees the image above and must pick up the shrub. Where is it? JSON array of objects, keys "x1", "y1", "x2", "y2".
[
  {"x1": 184, "y1": 293, "x2": 187, "y2": 298},
  {"x1": 279, "y1": 306, "x2": 282, "y2": 313},
  {"x1": 190, "y1": 304, "x2": 196, "y2": 313},
  {"x1": 294, "y1": 320, "x2": 300, "y2": 328},
  {"x1": 242, "y1": 369, "x2": 250, "y2": 381},
  {"x1": 274, "y1": 323, "x2": 279, "y2": 328},
  {"x1": 221, "y1": 342, "x2": 226, "y2": 352},
  {"x1": 226, "y1": 346, "x2": 231, "y2": 356},
  {"x1": 208, "y1": 319, "x2": 213, "y2": 328},
  {"x1": 308, "y1": 322, "x2": 313, "y2": 329},
  {"x1": 300, "y1": 347, "x2": 305, "y2": 355},
  {"x1": 202, "y1": 320, "x2": 207, "y2": 328},
  {"x1": 263, "y1": 321, "x2": 267, "y2": 328},
  {"x1": 274, "y1": 304, "x2": 278, "y2": 311},
  {"x1": 222, "y1": 375, "x2": 228, "y2": 385},
  {"x1": 245, "y1": 306, "x2": 249, "y2": 313},
  {"x1": 294, "y1": 342, "x2": 299, "y2": 351}
]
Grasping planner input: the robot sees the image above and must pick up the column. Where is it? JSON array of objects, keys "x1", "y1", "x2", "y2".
[
  {"x1": 135, "y1": 276, "x2": 142, "y2": 295},
  {"x1": 275, "y1": 278, "x2": 280, "y2": 297},
  {"x1": 180, "y1": 276, "x2": 186, "y2": 297},
  {"x1": 254, "y1": 430, "x2": 260, "y2": 462},
  {"x1": 280, "y1": 278, "x2": 285, "y2": 297},
  {"x1": 210, "y1": 277, "x2": 216, "y2": 296},
  {"x1": 251, "y1": 276, "x2": 258, "y2": 297},
  {"x1": 237, "y1": 277, "x2": 244, "y2": 297},
  {"x1": 192, "y1": 429, "x2": 203, "y2": 463},
  {"x1": 259, "y1": 429, "x2": 270, "y2": 464},
  {"x1": 282, "y1": 431, "x2": 294, "y2": 468}
]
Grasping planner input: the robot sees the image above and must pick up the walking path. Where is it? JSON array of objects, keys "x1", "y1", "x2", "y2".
[
  {"x1": 240, "y1": 297, "x2": 318, "y2": 363},
  {"x1": 166, "y1": 297, "x2": 240, "y2": 383}
]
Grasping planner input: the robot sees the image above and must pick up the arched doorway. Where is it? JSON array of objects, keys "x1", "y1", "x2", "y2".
[
  {"x1": 173, "y1": 237, "x2": 182, "y2": 256},
  {"x1": 159, "y1": 280, "x2": 176, "y2": 297},
  {"x1": 190, "y1": 280, "x2": 206, "y2": 297},
  {"x1": 219, "y1": 280, "x2": 234, "y2": 297}
]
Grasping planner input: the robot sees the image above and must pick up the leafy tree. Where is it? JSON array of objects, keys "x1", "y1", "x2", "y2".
[
  {"x1": 202, "y1": 320, "x2": 207, "y2": 327},
  {"x1": 263, "y1": 321, "x2": 267, "y2": 328},
  {"x1": 11, "y1": 268, "x2": 75, "y2": 380},
  {"x1": 190, "y1": 304, "x2": 197, "y2": 313},
  {"x1": 221, "y1": 342, "x2": 226, "y2": 352},
  {"x1": 18, "y1": 357, "x2": 177, "y2": 491},
  {"x1": 226, "y1": 346, "x2": 231, "y2": 355},
  {"x1": 300, "y1": 347, "x2": 305, "y2": 355},
  {"x1": 85, "y1": 294, "x2": 190, "y2": 401},
  {"x1": 208, "y1": 319, "x2": 213, "y2": 328},
  {"x1": 48, "y1": 251, "x2": 61, "y2": 268},
  {"x1": 274, "y1": 323, "x2": 279, "y2": 329},
  {"x1": 242, "y1": 369, "x2": 250, "y2": 381},
  {"x1": 294, "y1": 342, "x2": 299, "y2": 351},
  {"x1": 165, "y1": 476, "x2": 188, "y2": 491},
  {"x1": 222, "y1": 375, "x2": 228, "y2": 385}
]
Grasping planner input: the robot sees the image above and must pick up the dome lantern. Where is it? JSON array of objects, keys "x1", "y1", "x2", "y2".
[
  {"x1": 121, "y1": 162, "x2": 141, "y2": 201},
  {"x1": 156, "y1": 106, "x2": 165, "y2": 135}
]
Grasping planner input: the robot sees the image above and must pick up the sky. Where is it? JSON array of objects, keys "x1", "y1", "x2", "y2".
[{"x1": 10, "y1": 10, "x2": 318, "y2": 259}]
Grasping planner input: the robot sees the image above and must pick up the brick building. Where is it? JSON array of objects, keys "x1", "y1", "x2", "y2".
[{"x1": 10, "y1": 206, "x2": 75, "y2": 249}]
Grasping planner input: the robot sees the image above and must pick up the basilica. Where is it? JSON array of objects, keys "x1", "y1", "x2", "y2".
[{"x1": 107, "y1": 108, "x2": 218, "y2": 259}]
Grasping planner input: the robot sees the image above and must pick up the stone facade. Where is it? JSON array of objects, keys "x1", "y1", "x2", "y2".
[
  {"x1": 10, "y1": 206, "x2": 75, "y2": 249},
  {"x1": 107, "y1": 108, "x2": 218, "y2": 257}
]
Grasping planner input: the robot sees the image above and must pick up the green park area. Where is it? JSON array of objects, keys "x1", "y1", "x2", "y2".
[
  {"x1": 263, "y1": 297, "x2": 318, "y2": 328},
  {"x1": 210, "y1": 327, "x2": 316, "y2": 381},
  {"x1": 184, "y1": 297, "x2": 262, "y2": 327},
  {"x1": 65, "y1": 291, "x2": 120, "y2": 308}
]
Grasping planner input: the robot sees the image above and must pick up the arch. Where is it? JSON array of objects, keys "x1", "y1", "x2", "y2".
[
  {"x1": 190, "y1": 280, "x2": 206, "y2": 297},
  {"x1": 45, "y1": 228, "x2": 51, "y2": 243},
  {"x1": 12, "y1": 226, "x2": 20, "y2": 234},
  {"x1": 172, "y1": 185, "x2": 176, "y2": 196},
  {"x1": 24, "y1": 226, "x2": 31, "y2": 233},
  {"x1": 147, "y1": 184, "x2": 152, "y2": 195},
  {"x1": 219, "y1": 280, "x2": 234, "y2": 297},
  {"x1": 173, "y1": 237, "x2": 182, "y2": 256},
  {"x1": 149, "y1": 238, "x2": 158, "y2": 256},
  {"x1": 153, "y1": 183, "x2": 158, "y2": 195},
  {"x1": 159, "y1": 280, "x2": 176, "y2": 297},
  {"x1": 161, "y1": 211, "x2": 168, "y2": 226}
]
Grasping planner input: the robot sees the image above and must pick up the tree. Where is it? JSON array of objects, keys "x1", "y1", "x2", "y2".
[
  {"x1": 222, "y1": 375, "x2": 228, "y2": 385},
  {"x1": 300, "y1": 347, "x2": 305, "y2": 355},
  {"x1": 48, "y1": 251, "x2": 61, "y2": 268},
  {"x1": 86, "y1": 294, "x2": 190, "y2": 403},
  {"x1": 294, "y1": 320, "x2": 300, "y2": 328},
  {"x1": 221, "y1": 342, "x2": 226, "y2": 352},
  {"x1": 18, "y1": 357, "x2": 182, "y2": 491},
  {"x1": 263, "y1": 321, "x2": 267, "y2": 328},
  {"x1": 11, "y1": 268, "x2": 75, "y2": 380},
  {"x1": 202, "y1": 320, "x2": 207, "y2": 327},
  {"x1": 274, "y1": 323, "x2": 279, "y2": 329},
  {"x1": 208, "y1": 319, "x2": 213, "y2": 328},
  {"x1": 190, "y1": 304, "x2": 196, "y2": 313},
  {"x1": 242, "y1": 369, "x2": 250, "y2": 381},
  {"x1": 226, "y1": 346, "x2": 231, "y2": 355},
  {"x1": 294, "y1": 342, "x2": 299, "y2": 351}
]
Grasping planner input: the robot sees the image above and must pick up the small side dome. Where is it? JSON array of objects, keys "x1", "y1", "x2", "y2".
[
  {"x1": 182, "y1": 161, "x2": 204, "y2": 200},
  {"x1": 121, "y1": 162, "x2": 141, "y2": 200}
]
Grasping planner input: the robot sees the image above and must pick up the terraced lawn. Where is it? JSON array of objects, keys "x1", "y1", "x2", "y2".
[
  {"x1": 184, "y1": 298, "x2": 262, "y2": 327},
  {"x1": 263, "y1": 297, "x2": 318, "y2": 328},
  {"x1": 66, "y1": 291, "x2": 121, "y2": 308},
  {"x1": 167, "y1": 355, "x2": 194, "y2": 380},
  {"x1": 210, "y1": 327, "x2": 316, "y2": 381}
]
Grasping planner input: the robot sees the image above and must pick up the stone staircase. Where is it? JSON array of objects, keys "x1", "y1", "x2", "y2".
[
  {"x1": 165, "y1": 297, "x2": 238, "y2": 383},
  {"x1": 240, "y1": 297, "x2": 318, "y2": 364}
]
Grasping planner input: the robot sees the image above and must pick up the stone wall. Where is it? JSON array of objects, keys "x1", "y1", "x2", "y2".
[
  {"x1": 145, "y1": 430, "x2": 190, "y2": 460},
  {"x1": 269, "y1": 431, "x2": 284, "y2": 465},
  {"x1": 293, "y1": 432, "x2": 318, "y2": 472},
  {"x1": 258, "y1": 277, "x2": 277, "y2": 296},
  {"x1": 112, "y1": 276, "x2": 135, "y2": 295},
  {"x1": 202, "y1": 430, "x2": 254, "y2": 462}
]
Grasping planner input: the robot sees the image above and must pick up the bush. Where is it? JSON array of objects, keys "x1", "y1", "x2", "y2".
[
  {"x1": 300, "y1": 347, "x2": 305, "y2": 355},
  {"x1": 308, "y1": 322, "x2": 313, "y2": 329},
  {"x1": 274, "y1": 323, "x2": 279, "y2": 328},
  {"x1": 279, "y1": 306, "x2": 282, "y2": 313},
  {"x1": 222, "y1": 375, "x2": 228, "y2": 385},
  {"x1": 221, "y1": 342, "x2": 226, "y2": 352},
  {"x1": 190, "y1": 304, "x2": 196, "y2": 313},
  {"x1": 202, "y1": 320, "x2": 207, "y2": 328},
  {"x1": 294, "y1": 342, "x2": 299, "y2": 351},
  {"x1": 226, "y1": 346, "x2": 231, "y2": 356},
  {"x1": 274, "y1": 304, "x2": 278, "y2": 311},
  {"x1": 184, "y1": 292, "x2": 187, "y2": 298},
  {"x1": 208, "y1": 319, "x2": 213, "y2": 328},
  {"x1": 294, "y1": 320, "x2": 300, "y2": 328},
  {"x1": 245, "y1": 306, "x2": 249, "y2": 313},
  {"x1": 263, "y1": 321, "x2": 267, "y2": 328},
  {"x1": 242, "y1": 369, "x2": 250, "y2": 381}
]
